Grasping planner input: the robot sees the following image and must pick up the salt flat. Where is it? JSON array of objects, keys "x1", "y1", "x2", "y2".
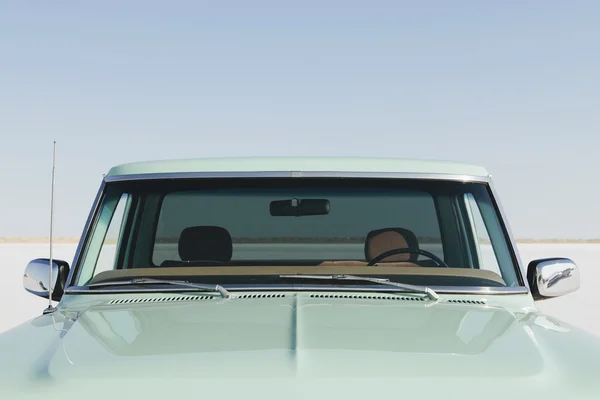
[{"x1": 1, "y1": 243, "x2": 598, "y2": 336}]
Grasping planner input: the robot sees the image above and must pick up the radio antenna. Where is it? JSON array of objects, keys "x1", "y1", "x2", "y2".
[{"x1": 44, "y1": 141, "x2": 57, "y2": 314}]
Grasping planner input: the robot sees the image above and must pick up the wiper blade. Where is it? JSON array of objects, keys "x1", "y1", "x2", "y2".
[
  {"x1": 279, "y1": 274, "x2": 439, "y2": 301},
  {"x1": 88, "y1": 278, "x2": 230, "y2": 298}
]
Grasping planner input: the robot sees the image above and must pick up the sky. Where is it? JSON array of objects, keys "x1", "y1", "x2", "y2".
[{"x1": 0, "y1": 1, "x2": 599, "y2": 239}]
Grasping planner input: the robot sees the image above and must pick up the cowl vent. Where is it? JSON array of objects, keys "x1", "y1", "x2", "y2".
[
  {"x1": 108, "y1": 295, "x2": 215, "y2": 305},
  {"x1": 309, "y1": 294, "x2": 426, "y2": 301},
  {"x1": 236, "y1": 293, "x2": 287, "y2": 299},
  {"x1": 445, "y1": 299, "x2": 486, "y2": 305}
]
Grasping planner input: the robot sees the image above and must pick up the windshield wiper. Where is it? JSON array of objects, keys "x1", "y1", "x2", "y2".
[
  {"x1": 279, "y1": 274, "x2": 439, "y2": 301},
  {"x1": 88, "y1": 278, "x2": 230, "y2": 298}
]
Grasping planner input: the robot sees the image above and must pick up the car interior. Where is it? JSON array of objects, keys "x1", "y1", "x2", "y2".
[{"x1": 89, "y1": 224, "x2": 508, "y2": 287}]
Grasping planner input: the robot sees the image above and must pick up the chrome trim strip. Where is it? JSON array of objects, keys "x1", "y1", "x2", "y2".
[
  {"x1": 104, "y1": 171, "x2": 492, "y2": 183},
  {"x1": 64, "y1": 179, "x2": 107, "y2": 288},
  {"x1": 104, "y1": 171, "x2": 293, "y2": 182},
  {"x1": 298, "y1": 171, "x2": 491, "y2": 183},
  {"x1": 428, "y1": 286, "x2": 528, "y2": 295},
  {"x1": 487, "y1": 177, "x2": 529, "y2": 289},
  {"x1": 64, "y1": 284, "x2": 528, "y2": 295}
]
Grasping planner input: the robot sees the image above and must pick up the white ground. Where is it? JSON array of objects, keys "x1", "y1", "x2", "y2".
[{"x1": 1, "y1": 243, "x2": 598, "y2": 336}]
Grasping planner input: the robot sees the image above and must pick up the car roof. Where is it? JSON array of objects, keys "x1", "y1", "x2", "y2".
[{"x1": 105, "y1": 157, "x2": 490, "y2": 178}]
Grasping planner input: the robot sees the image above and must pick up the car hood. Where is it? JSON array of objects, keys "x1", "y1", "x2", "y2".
[{"x1": 2, "y1": 293, "x2": 600, "y2": 399}]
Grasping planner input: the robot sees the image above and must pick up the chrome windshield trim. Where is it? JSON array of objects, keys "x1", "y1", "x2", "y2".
[
  {"x1": 103, "y1": 171, "x2": 492, "y2": 183},
  {"x1": 67, "y1": 171, "x2": 526, "y2": 296},
  {"x1": 298, "y1": 171, "x2": 490, "y2": 183},
  {"x1": 64, "y1": 284, "x2": 528, "y2": 295},
  {"x1": 64, "y1": 179, "x2": 106, "y2": 288},
  {"x1": 104, "y1": 171, "x2": 292, "y2": 182},
  {"x1": 427, "y1": 286, "x2": 528, "y2": 295},
  {"x1": 487, "y1": 178, "x2": 529, "y2": 289}
]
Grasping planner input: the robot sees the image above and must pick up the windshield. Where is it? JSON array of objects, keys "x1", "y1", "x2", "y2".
[{"x1": 72, "y1": 177, "x2": 521, "y2": 289}]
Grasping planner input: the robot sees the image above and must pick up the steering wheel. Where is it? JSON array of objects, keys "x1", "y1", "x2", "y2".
[{"x1": 367, "y1": 248, "x2": 449, "y2": 267}]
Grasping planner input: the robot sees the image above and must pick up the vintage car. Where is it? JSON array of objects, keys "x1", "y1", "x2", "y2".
[{"x1": 1, "y1": 157, "x2": 598, "y2": 399}]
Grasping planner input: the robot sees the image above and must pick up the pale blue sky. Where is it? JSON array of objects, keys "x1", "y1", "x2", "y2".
[{"x1": 1, "y1": 1, "x2": 598, "y2": 239}]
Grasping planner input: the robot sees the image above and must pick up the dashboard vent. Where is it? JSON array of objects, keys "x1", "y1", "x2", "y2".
[
  {"x1": 445, "y1": 299, "x2": 486, "y2": 305},
  {"x1": 108, "y1": 295, "x2": 215, "y2": 305},
  {"x1": 309, "y1": 294, "x2": 426, "y2": 301}
]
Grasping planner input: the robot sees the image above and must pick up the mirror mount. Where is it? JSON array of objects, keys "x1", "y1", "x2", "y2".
[
  {"x1": 527, "y1": 257, "x2": 579, "y2": 300},
  {"x1": 270, "y1": 198, "x2": 330, "y2": 217},
  {"x1": 23, "y1": 258, "x2": 70, "y2": 304}
]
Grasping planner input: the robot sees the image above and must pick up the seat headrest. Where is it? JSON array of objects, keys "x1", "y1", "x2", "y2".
[
  {"x1": 178, "y1": 226, "x2": 233, "y2": 262},
  {"x1": 364, "y1": 227, "x2": 419, "y2": 262}
]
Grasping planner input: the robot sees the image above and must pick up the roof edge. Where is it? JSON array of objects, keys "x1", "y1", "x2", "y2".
[{"x1": 106, "y1": 157, "x2": 490, "y2": 178}]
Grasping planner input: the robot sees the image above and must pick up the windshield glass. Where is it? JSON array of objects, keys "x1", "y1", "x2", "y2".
[{"x1": 72, "y1": 178, "x2": 521, "y2": 289}]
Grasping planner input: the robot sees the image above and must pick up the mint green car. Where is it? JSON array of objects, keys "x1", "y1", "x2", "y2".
[{"x1": 2, "y1": 157, "x2": 598, "y2": 399}]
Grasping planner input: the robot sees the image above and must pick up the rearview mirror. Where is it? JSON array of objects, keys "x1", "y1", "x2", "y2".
[
  {"x1": 527, "y1": 257, "x2": 579, "y2": 300},
  {"x1": 23, "y1": 258, "x2": 70, "y2": 301},
  {"x1": 270, "y1": 198, "x2": 330, "y2": 216}
]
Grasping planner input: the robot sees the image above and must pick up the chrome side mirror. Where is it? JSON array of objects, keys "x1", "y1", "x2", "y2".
[
  {"x1": 23, "y1": 258, "x2": 70, "y2": 301},
  {"x1": 527, "y1": 258, "x2": 579, "y2": 300}
]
